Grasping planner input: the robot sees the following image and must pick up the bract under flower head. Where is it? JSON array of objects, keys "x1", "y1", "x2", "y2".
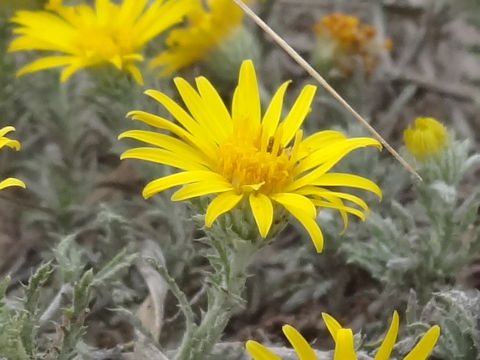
[
  {"x1": 0, "y1": 126, "x2": 25, "y2": 190},
  {"x1": 119, "y1": 59, "x2": 382, "y2": 252},
  {"x1": 403, "y1": 117, "x2": 448, "y2": 159},
  {"x1": 150, "y1": 0, "x2": 249, "y2": 75},
  {"x1": 245, "y1": 312, "x2": 440, "y2": 360},
  {"x1": 8, "y1": 0, "x2": 191, "y2": 84}
]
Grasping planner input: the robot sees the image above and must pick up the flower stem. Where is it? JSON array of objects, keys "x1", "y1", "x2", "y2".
[{"x1": 175, "y1": 227, "x2": 261, "y2": 360}]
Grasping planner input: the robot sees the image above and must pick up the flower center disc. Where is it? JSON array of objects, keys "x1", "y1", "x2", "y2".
[
  {"x1": 217, "y1": 137, "x2": 293, "y2": 194},
  {"x1": 76, "y1": 25, "x2": 134, "y2": 61}
]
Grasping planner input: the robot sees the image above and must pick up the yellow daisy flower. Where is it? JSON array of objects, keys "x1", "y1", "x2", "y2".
[
  {"x1": 246, "y1": 312, "x2": 440, "y2": 360},
  {"x1": 8, "y1": 0, "x2": 191, "y2": 85},
  {"x1": 0, "y1": 126, "x2": 25, "y2": 190},
  {"x1": 403, "y1": 117, "x2": 448, "y2": 160},
  {"x1": 150, "y1": 0, "x2": 248, "y2": 75},
  {"x1": 119, "y1": 59, "x2": 381, "y2": 252}
]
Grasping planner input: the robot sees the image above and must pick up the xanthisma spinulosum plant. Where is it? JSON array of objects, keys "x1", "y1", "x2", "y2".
[
  {"x1": 119, "y1": 58, "x2": 382, "y2": 359},
  {"x1": 7, "y1": 0, "x2": 480, "y2": 358}
]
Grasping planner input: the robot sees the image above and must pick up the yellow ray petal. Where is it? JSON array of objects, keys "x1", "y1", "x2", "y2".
[
  {"x1": 195, "y1": 76, "x2": 233, "y2": 137},
  {"x1": 126, "y1": 110, "x2": 215, "y2": 159},
  {"x1": 261, "y1": 80, "x2": 291, "y2": 141},
  {"x1": 270, "y1": 193, "x2": 316, "y2": 218},
  {"x1": 297, "y1": 187, "x2": 369, "y2": 212},
  {"x1": 0, "y1": 178, "x2": 26, "y2": 190},
  {"x1": 205, "y1": 191, "x2": 244, "y2": 227},
  {"x1": 16, "y1": 55, "x2": 75, "y2": 77},
  {"x1": 322, "y1": 313, "x2": 343, "y2": 343},
  {"x1": 145, "y1": 88, "x2": 203, "y2": 136},
  {"x1": 403, "y1": 325, "x2": 440, "y2": 360},
  {"x1": 0, "y1": 138, "x2": 21, "y2": 151},
  {"x1": 311, "y1": 173, "x2": 382, "y2": 199},
  {"x1": 142, "y1": 170, "x2": 223, "y2": 199},
  {"x1": 125, "y1": 63, "x2": 144, "y2": 85},
  {"x1": 127, "y1": 110, "x2": 194, "y2": 144},
  {"x1": 0, "y1": 126, "x2": 16, "y2": 137},
  {"x1": 59, "y1": 60, "x2": 85, "y2": 82},
  {"x1": 333, "y1": 329, "x2": 357, "y2": 360},
  {"x1": 120, "y1": 147, "x2": 205, "y2": 171},
  {"x1": 312, "y1": 200, "x2": 365, "y2": 221},
  {"x1": 171, "y1": 180, "x2": 234, "y2": 201},
  {"x1": 374, "y1": 311, "x2": 399, "y2": 360},
  {"x1": 232, "y1": 59, "x2": 261, "y2": 130},
  {"x1": 313, "y1": 196, "x2": 349, "y2": 233},
  {"x1": 278, "y1": 84, "x2": 317, "y2": 145},
  {"x1": 301, "y1": 130, "x2": 346, "y2": 152},
  {"x1": 10, "y1": 12, "x2": 75, "y2": 49},
  {"x1": 271, "y1": 193, "x2": 323, "y2": 252},
  {"x1": 118, "y1": 130, "x2": 212, "y2": 167},
  {"x1": 282, "y1": 325, "x2": 317, "y2": 360},
  {"x1": 249, "y1": 193, "x2": 273, "y2": 238},
  {"x1": 174, "y1": 77, "x2": 225, "y2": 144},
  {"x1": 118, "y1": 0, "x2": 147, "y2": 25},
  {"x1": 135, "y1": 0, "x2": 190, "y2": 45},
  {"x1": 295, "y1": 137, "x2": 381, "y2": 176},
  {"x1": 144, "y1": 89, "x2": 217, "y2": 158},
  {"x1": 245, "y1": 340, "x2": 282, "y2": 360}
]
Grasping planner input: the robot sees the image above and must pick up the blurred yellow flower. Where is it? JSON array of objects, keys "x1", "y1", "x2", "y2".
[
  {"x1": 0, "y1": 126, "x2": 25, "y2": 190},
  {"x1": 150, "y1": 0, "x2": 249, "y2": 75},
  {"x1": 403, "y1": 117, "x2": 448, "y2": 159},
  {"x1": 314, "y1": 13, "x2": 362, "y2": 49},
  {"x1": 8, "y1": 0, "x2": 191, "y2": 84},
  {"x1": 313, "y1": 12, "x2": 392, "y2": 75},
  {"x1": 246, "y1": 311, "x2": 440, "y2": 360},
  {"x1": 119, "y1": 59, "x2": 381, "y2": 252}
]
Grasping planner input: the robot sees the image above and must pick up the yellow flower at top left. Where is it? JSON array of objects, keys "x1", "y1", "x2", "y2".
[
  {"x1": 0, "y1": 126, "x2": 25, "y2": 191},
  {"x1": 8, "y1": 0, "x2": 192, "y2": 85}
]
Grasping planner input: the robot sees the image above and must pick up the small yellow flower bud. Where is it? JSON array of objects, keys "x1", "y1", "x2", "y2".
[{"x1": 403, "y1": 117, "x2": 448, "y2": 159}]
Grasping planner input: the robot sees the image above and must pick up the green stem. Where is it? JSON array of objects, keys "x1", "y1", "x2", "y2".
[{"x1": 175, "y1": 232, "x2": 259, "y2": 360}]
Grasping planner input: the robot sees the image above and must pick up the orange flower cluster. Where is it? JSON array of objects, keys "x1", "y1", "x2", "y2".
[{"x1": 313, "y1": 12, "x2": 392, "y2": 75}]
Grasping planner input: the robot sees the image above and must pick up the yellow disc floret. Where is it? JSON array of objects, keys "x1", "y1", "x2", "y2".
[{"x1": 218, "y1": 134, "x2": 294, "y2": 194}]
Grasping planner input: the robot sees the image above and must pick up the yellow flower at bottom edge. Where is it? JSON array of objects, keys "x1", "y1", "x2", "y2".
[
  {"x1": 119, "y1": 59, "x2": 382, "y2": 252},
  {"x1": 8, "y1": 0, "x2": 192, "y2": 85},
  {"x1": 245, "y1": 311, "x2": 440, "y2": 360},
  {"x1": 0, "y1": 126, "x2": 25, "y2": 190},
  {"x1": 150, "y1": 0, "x2": 250, "y2": 75},
  {"x1": 403, "y1": 117, "x2": 447, "y2": 160}
]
